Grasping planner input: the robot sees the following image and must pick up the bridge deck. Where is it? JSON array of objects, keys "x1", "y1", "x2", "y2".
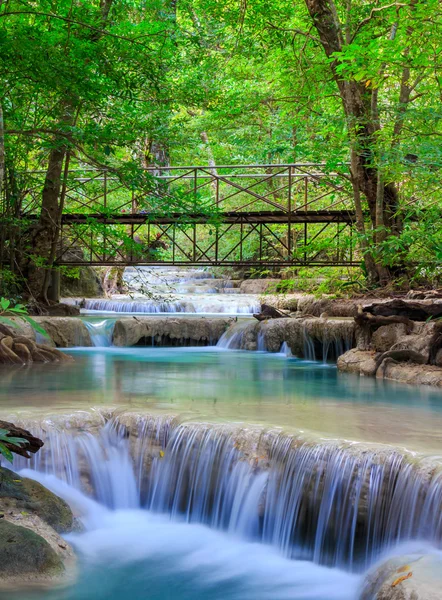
[{"x1": 60, "y1": 210, "x2": 356, "y2": 225}]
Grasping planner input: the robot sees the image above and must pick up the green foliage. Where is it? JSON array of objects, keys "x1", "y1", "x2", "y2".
[
  {"x1": 0, "y1": 429, "x2": 28, "y2": 463},
  {"x1": 0, "y1": 298, "x2": 49, "y2": 338},
  {"x1": 0, "y1": 0, "x2": 440, "y2": 289}
]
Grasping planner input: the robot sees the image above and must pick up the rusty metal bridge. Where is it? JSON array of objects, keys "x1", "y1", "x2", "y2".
[{"x1": 25, "y1": 164, "x2": 361, "y2": 268}]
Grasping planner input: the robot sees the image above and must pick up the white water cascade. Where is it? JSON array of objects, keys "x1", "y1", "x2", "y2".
[
  {"x1": 83, "y1": 319, "x2": 116, "y2": 347},
  {"x1": 18, "y1": 468, "x2": 361, "y2": 600},
  {"x1": 80, "y1": 296, "x2": 261, "y2": 315},
  {"x1": 13, "y1": 414, "x2": 442, "y2": 575}
]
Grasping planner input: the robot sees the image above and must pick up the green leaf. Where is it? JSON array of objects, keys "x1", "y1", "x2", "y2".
[
  {"x1": 0, "y1": 316, "x2": 20, "y2": 329},
  {"x1": 0, "y1": 298, "x2": 10, "y2": 311},
  {"x1": 0, "y1": 443, "x2": 14, "y2": 463},
  {"x1": 22, "y1": 316, "x2": 50, "y2": 339}
]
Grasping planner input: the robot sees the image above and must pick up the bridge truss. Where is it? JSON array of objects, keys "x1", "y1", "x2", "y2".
[{"x1": 24, "y1": 164, "x2": 361, "y2": 268}]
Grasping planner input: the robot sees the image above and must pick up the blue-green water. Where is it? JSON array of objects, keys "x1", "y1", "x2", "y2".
[{"x1": 1, "y1": 346, "x2": 442, "y2": 451}]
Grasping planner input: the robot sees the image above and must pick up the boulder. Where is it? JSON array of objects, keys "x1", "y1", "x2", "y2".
[
  {"x1": 259, "y1": 294, "x2": 299, "y2": 312},
  {"x1": 360, "y1": 552, "x2": 442, "y2": 600},
  {"x1": 0, "y1": 520, "x2": 64, "y2": 579},
  {"x1": 371, "y1": 324, "x2": 408, "y2": 353},
  {"x1": 61, "y1": 266, "x2": 104, "y2": 298},
  {"x1": 380, "y1": 362, "x2": 442, "y2": 388},
  {"x1": 34, "y1": 317, "x2": 92, "y2": 348},
  {"x1": 0, "y1": 467, "x2": 73, "y2": 533},
  {"x1": 337, "y1": 349, "x2": 377, "y2": 377},
  {"x1": 0, "y1": 467, "x2": 75, "y2": 589}
]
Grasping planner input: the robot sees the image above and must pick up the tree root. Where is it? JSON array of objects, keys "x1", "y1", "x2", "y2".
[
  {"x1": 0, "y1": 327, "x2": 73, "y2": 365},
  {"x1": 375, "y1": 349, "x2": 427, "y2": 377}
]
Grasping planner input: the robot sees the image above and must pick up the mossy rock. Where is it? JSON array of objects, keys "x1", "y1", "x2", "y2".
[
  {"x1": 0, "y1": 520, "x2": 64, "y2": 577},
  {"x1": 0, "y1": 468, "x2": 73, "y2": 533}
]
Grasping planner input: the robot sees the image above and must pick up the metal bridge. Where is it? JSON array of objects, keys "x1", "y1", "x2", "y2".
[{"x1": 27, "y1": 164, "x2": 361, "y2": 268}]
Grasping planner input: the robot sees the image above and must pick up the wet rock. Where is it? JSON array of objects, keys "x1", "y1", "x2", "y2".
[
  {"x1": 360, "y1": 552, "x2": 442, "y2": 600},
  {"x1": 381, "y1": 362, "x2": 442, "y2": 388},
  {"x1": 222, "y1": 317, "x2": 355, "y2": 358},
  {"x1": 33, "y1": 317, "x2": 92, "y2": 348},
  {"x1": 337, "y1": 349, "x2": 377, "y2": 376},
  {"x1": 0, "y1": 520, "x2": 64, "y2": 579},
  {"x1": 0, "y1": 468, "x2": 75, "y2": 590},
  {"x1": 0, "y1": 467, "x2": 73, "y2": 533}
]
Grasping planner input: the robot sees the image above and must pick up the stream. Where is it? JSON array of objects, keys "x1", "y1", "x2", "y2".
[{"x1": 2, "y1": 267, "x2": 442, "y2": 600}]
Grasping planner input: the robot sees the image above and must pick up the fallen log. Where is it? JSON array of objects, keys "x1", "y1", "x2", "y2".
[
  {"x1": 364, "y1": 299, "x2": 442, "y2": 321},
  {"x1": 355, "y1": 307, "x2": 414, "y2": 332},
  {"x1": 253, "y1": 304, "x2": 290, "y2": 321}
]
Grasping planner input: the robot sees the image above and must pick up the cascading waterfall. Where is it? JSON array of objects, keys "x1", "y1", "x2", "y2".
[
  {"x1": 216, "y1": 320, "x2": 257, "y2": 349},
  {"x1": 14, "y1": 413, "x2": 442, "y2": 574},
  {"x1": 81, "y1": 298, "x2": 261, "y2": 314},
  {"x1": 83, "y1": 319, "x2": 116, "y2": 347},
  {"x1": 301, "y1": 324, "x2": 354, "y2": 362}
]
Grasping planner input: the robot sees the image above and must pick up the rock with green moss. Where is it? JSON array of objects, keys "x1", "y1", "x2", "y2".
[
  {"x1": 0, "y1": 467, "x2": 73, "y2": 533},
  {"x1": 0, "y1": 520, "x2": 64, "y2": 578}
]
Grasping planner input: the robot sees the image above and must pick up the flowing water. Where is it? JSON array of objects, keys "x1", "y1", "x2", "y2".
[
  {"x1": 69, "y1": 267, "x2": 261, "y2": 315},
  {"x1": 3, "y1": 267, "x2": 442, "y2": 599}
]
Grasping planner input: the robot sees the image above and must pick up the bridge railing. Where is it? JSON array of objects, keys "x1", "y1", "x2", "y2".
[{"x1": 20, "y1": 164, "x2": 359, "y2": 267}]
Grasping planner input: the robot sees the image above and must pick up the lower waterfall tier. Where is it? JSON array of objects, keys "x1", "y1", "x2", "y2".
[{"x1": 12, "y1": 410, "x2": 442, "y2": 574}]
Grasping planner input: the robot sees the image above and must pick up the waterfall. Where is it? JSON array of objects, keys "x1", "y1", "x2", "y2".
[
  {"x1": 81, "y1": 298, "x2": 261, "y2": 315},
  {"x1": 216, "y1": 320, "x2": 257, "y2": 349},
  {"x1": 83, "y1": 319, "x2": 116, "y2": 347},
  {"x1": 279, "y1": 342, "x2": 292, "y2": 357},
  {"x1": 13, "y1": 413, "x2": 442, "y2": 573},
  {"x1": 301, "y1": 322, "x2": 354, "y2": 362}
]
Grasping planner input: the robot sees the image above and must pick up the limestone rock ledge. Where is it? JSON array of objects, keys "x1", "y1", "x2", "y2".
[
  {"x1": 0, "y1": 467, "x2": 75, "y2": 591},
  {"x1": 360, "y1": 552, "x2": 442, "y2": 600},
  {"x1": 112, "y1": 316, "x2": 235, "y2": 347},
  {"x1": 337, "y1": 318, "x2": 442, "y2": 387}
]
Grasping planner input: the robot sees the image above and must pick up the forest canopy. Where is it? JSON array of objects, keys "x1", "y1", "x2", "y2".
[{"x1": 0, "y1": 0, "x2": 441, "y2": 299}]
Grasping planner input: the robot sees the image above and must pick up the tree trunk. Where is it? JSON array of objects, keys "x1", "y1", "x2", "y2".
[
  {"x1": 0, "y1": 102, "x2": 4, "y2": 198},
  {"x1": 304, "y1": 0, "x2": 400, "y2": 243},
  {"x1": 26, "y1": 1, "x2": 115, "y2": 301},
  {"x1": 26, "y1": 145, "x2": 67, "y2": 301}
]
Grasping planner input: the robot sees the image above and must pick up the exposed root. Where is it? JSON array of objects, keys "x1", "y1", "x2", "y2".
[{"x1": 0, "y1": 328, "x2": 73, "y2": 365}]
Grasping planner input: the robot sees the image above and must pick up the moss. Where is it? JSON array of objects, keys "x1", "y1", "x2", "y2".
[
  {"x1": 0, "y1": 520, "x2": 64, "y2": 577},
  {"x1": 0, "y1": 467, "x2": 73, "y2": 533}
]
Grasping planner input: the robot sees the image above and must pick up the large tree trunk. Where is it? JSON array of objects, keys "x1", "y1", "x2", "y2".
[
  {"x1": 304, "y1": 0, "x2": 400, "y2": 281},
  {"x1": 26, "y1": 1, "x2": 115, "y2": 301},
  {"x1": 26, "y1": 145, "x2": 67, "y2": 301}
]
